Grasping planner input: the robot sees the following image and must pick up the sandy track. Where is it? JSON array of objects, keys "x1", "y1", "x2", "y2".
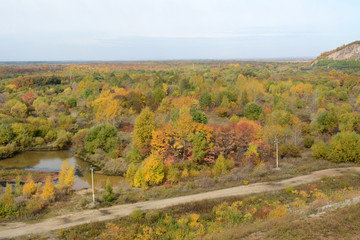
[{"x1": 1, "y1": 167, "x2": 359, "y2": 239}]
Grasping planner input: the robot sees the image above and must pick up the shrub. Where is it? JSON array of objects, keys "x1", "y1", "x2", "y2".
[
  {"x1": 145, "y1": 210, "x2": 161, "y2": 223},
  {"x1": 102, "y1": 179, "x2": 116, "y2": 203},
  {"x1": 190, "y1": 109, "x2": 208, "y2": 124},
  {"x1": 279, "y1": 144, "x2": 301, "y2": 158},
  {"x1": 126, "y1": 163, "x2": 138, "y2": 185},
  {"x1": 0, "y1": 143, "x2": 17, "y2": 159},
  {"x1": 125, "y1": 147, "x2": 142, "y2": 163},
  {"x1": 130, "y1": 209, "x2": 144, "y2": 221},
  {"x1": 303, "y1": 135, "x2": 314, "y2": 148},
  {"x1": 103, "y1": 158, "x2": 128, "y2": 175},
  {"x1": 329, "y1": 131, "x2": 360, "y2": 163},
  {"x1": 166, "y1": 165, "x2": 180, "y2": 183},
  {"x1": 25, "y1": 197, "x2": 43, "y2": 216},
  {"x1": 213, "y1": 154, "x2": 233, "y2": 177},
  {"x1": 311, "y1": 141, "x2": 329, "y2": 159}
]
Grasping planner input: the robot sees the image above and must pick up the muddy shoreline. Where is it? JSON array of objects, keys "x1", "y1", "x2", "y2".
[{"x1": 0, "y1": 169, "x2": 59, "y2": 184}]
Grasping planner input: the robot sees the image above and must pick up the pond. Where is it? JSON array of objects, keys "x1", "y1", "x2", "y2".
[{"x1": 0, "y1": 150, "x2": 124, "y2": 190}]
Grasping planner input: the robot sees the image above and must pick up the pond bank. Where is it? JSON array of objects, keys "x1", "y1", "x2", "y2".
[{"x1": 0, "y1": 169, "x2": 58, "y2": 184}]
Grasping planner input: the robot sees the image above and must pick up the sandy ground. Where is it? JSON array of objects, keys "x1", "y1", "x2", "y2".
[{"x1": 1, "y1": 167, "x2": 359, "y2": 239}]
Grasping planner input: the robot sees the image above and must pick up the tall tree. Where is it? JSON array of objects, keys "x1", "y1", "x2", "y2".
[{"x1": 133, "y1": 107, "x2": 155, "y2": 157}]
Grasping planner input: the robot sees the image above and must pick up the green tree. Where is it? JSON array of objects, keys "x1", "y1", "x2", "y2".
[
  {"x1": 199, "y1": 91, "x2": 212, "y2": 109},
  {"x1": 132, "y1": 108, "x2": 155, "y2": 157},
  {"x1": 85, "y1": 124, "x2": 120, "y2": 155},
  {"x1": 102, "y1": 178, "x2": 116, "y2": 202},
  {"x1": 125, "y1": 147, "x2": 142, "y2": 163},
  {"x1": 126, "y1": 163, "x2": 138, "y2": 185},
  {"x1": 244, "y1": 102, "x2": 263, "y2": 120},
  {"x1": 190, "y1": 109, "x2": 208, "y2": 124},
  {"x1": 188, "y1": 131, "x2": 208, "y2": 163}
]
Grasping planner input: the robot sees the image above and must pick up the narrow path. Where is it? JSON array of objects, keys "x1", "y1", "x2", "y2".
[{"x1": 1, "y1": 167, "x2": 359, "y2": 239}]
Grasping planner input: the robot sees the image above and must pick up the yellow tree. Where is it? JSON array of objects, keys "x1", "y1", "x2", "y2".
[
  {"x1": 64, "y1": 164, "x2": 75, "y2": 192},
  {"x1": 41, "y1": 175, "x2": 55, "y2": 202},
  {"x1": 3, "y1": 183, "x2": 14, "y2": 208},
  {"x1": 142, "y1": 152, "x2": 165, "y2": 186},
  {"x1": 57, "y1": 160, "x2": 76, "y2": 193},
  {"x1": 23, "y1": 174, "x2": 36, "y2": 198}
]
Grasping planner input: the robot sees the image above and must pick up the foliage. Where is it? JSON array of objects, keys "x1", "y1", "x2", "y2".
[
  {"x1": 102, "y1": 179, "x2": 116, "y2": 202},
  {"x1": 279, "y1": 144, "x2": 301, "y2": 158},
  {"x1": 41, "y1": 175, "x2": 55, "y2": 202},
  {"x1": 125, "y1": 147, "x2": 142, "y2": 163},
  {"x1": 85, "y1": 124, "x2": 120, "y2": 155},
  {"x1": 244, "y1": 102, "x2": 263, "y2": 120},
  {"x1": 329, "y1": 131, "x2": 360, "y2": 163},
  {"x1": 57, "y1": 160, "x2": 76, "y2": 192},
  {"x1": 132, "y1": 107, "x2": 155, "y2": 157},
  {"x1": 23, "y1": 175, "x2": 36, "y2": 198},
  {"x1": 312, "y1": 141, "x2": 330, "y2": 159},
  {"x1": 213, "y1": 154, "x2": 233, "y2": 177},
  {"x1": 141, "y1": 152, "x2": 165, "y2": 186},
  {"x1": 126, "y1": 163, "x2": 138, "y2": 185},
  {"x1": 303, "y1": 135, "x2": 314, "y2": 148}
]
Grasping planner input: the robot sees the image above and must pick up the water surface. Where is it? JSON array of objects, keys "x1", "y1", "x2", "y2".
[{"x1": 0, "y1": 150, "x2": 124, "y2": 190}]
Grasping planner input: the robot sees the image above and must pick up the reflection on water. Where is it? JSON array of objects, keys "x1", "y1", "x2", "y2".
[{"x1": 0, "y1": 150, "x2": 124, "y2": 190}]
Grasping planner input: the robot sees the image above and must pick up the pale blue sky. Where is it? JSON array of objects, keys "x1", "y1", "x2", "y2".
[{"x1": 0, "y1": 0, "x2": 359, "y2": 61}]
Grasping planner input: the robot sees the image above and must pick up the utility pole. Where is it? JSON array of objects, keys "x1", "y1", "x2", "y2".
[
  {"x1": 275, "y1": 136, "x2": 279, "y2": 169},
  {"x1": 90, "y1": 166, "x2": 95, "y2": 204}
]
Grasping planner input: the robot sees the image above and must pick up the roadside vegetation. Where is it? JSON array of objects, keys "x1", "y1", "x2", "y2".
[{"x1": 25, "y1": 172, "x2": 360, "y2": 240}]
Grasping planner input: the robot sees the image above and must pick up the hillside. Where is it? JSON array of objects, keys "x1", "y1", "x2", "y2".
[{"x1": 317, "y1": 41, "x2": 360, "y2": 61}]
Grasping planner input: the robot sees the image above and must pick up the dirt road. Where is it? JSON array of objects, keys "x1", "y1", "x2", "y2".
[{"x1": 1, "y1": 167, "x2": 359, "y2": 239}]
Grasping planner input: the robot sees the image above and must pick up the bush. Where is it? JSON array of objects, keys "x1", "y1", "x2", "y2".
[
  {"x1": 103, "y1": 158, "x2": 128, "y2": 175},
  {"x1": 244, "y1": 102, "x2": 263, "y2": 120},
  {"x1": 0, "y1": 143, "x2": 17, "y2": 159},
  {"x1": 213, "y1": 154, "x2": 233, "y2": 177},
  {"x1": 130, "y1": 209, "x2": 144, "y2": 221},
  {"x1": 25, "y1": 197, "x2": 43, "y2": 216},
  {"x1": 303, "y1": 135, "x2": 314, "y2": 148},
  {"x1": 329, "y1": 131, "x2": 360, "y2": 163},
  {"x1": 126, "y1": 163, "x2": 138, "y2": 185},
  {"x1": 311, "y1": 141, "x2": 329, "y2": 159},
  {"x1": 279, "y1": 144, "x2": 301, "y2": 158},
  {"x1": 125, "y1": 147, "x2": 142, "y2": 163},
  {"x1": 190, "y1": 109, "x2": 208, "y2": 124},
  {"x1": 145, "y1": 210, "x2": 161, "y2": 223},
  {"x1": 102, "y1": 179, "x2": 116, "y2": 203},
  {"x1": 166, "y1": 165, "x2": 180, "y2": 183}
]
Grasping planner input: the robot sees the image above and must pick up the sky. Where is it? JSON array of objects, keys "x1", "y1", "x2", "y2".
[{"x1": 0, "y1": 0, "x2": 359, "y2": 61}]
